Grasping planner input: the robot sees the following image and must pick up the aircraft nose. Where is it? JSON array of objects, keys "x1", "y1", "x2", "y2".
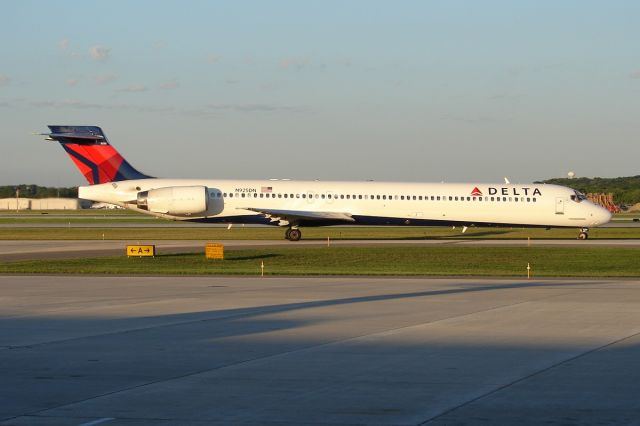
[{"x1": 594, "y1": 206, "x2": 612, "y2": 226}]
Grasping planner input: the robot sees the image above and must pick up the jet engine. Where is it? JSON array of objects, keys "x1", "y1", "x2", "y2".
[{"x1": 136, "y1": 186, "x2": 208, "y2": 215}]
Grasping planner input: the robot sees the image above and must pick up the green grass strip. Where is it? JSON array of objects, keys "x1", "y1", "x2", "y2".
[{"x1": 2, "y1": 246, "x2": 639, "y2": 277}]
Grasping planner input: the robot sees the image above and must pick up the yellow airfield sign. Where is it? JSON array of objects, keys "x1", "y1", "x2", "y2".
[
  {"x1": 205, "y1": 243, "x2": 224, "y2": 259},
  {"x1": 127, "y1": 245, "x2": 155, "y2": 257}
]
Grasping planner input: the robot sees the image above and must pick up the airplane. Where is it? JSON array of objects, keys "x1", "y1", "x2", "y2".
[{"x1": 42, "y1": 125, "x2": 612, "y2": 241}]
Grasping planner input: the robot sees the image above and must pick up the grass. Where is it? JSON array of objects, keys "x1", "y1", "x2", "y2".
[
  {"x1": 1, "y1": 226, "x2": 640, "y2": 240},
  {"x1": 2, "y1": 246, "x2": 639, "y2": 277}
]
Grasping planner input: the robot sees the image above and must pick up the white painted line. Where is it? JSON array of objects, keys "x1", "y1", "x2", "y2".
[{"x1": 78, "y1": 418, "x2": 115, "y2": 426}]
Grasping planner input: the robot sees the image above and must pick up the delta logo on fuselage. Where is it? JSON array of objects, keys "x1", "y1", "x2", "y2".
[{"x1": 471, "y1": 187, "x2": 542, "y2": 196}]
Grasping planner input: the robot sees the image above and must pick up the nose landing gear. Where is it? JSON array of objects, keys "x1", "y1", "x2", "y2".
[
  {"x1": 578, "y1": 228, "x2": 589, "y2": 240},
  {"x1": 285, "y1": 227, "x2": 302, "y2": 241}
]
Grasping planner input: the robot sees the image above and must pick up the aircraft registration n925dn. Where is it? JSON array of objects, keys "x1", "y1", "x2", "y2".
[{"x1": 43, "y1": 125, "x2": 612, "y2": 241}]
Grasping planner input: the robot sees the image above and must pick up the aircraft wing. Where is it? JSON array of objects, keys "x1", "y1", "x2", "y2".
[{"x1": 242, "y1": 207, "x2": 355, "y2": 226}]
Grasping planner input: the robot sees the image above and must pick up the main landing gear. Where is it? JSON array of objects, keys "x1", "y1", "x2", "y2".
[
  {"x1": 578, "y1": 228, "x2": 589, "y2": 240},
  {"x1": 285, "y1": 227, "x2": 302, "y2": 242}
]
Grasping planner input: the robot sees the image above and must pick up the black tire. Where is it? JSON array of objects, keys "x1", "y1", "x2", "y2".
[
  {"x1": 284, "y1": 228, "x2": 292, "y2": 240},
  {"x1": 288, "y1": 229, "x2": 302, "y2": 241},
  {"x1": 578, "y1": 232, "x2": 589, "y2": 240}
]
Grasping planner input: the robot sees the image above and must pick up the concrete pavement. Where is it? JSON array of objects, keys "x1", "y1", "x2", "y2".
[{"x1": 1, "y1": 276, "x2": 640, "y2": 425}]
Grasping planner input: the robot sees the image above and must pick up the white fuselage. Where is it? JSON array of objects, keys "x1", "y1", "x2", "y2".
[{"x1": 79, "y1": 178, "x2": 612, "y2": 229}]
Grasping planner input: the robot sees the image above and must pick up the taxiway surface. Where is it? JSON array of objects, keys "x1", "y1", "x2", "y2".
[{"x1": 1, "y1": 276, "x2": 639, "y2": 425}]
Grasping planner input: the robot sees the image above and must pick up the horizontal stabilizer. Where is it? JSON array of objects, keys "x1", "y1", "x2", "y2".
[{"x1": 43, "y1": 126, "x2": 108, "y2": 145}]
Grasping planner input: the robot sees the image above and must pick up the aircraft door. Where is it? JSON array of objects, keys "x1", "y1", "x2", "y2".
[{"x1": 555, "y1": 197, "x2": 565, "y2": 214}]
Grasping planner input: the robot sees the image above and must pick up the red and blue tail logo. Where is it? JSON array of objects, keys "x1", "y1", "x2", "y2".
[
  {"x1": 45, "y1": 126, "x2": 151, "y2": 185},
  {"x1": 471, "y1": 187, "x2": 483, "y2": 196}
]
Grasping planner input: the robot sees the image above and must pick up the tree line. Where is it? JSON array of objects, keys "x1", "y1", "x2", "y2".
[
  {"x1": 0, "y1": 185, "x2": 78, "y2": 199},
  {"x1": 538, "y1": 176, "x2": 640, "y2": 206}
]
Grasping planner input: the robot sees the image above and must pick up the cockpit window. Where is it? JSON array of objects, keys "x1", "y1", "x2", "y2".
[{"x1": 571, "y1": 190, "x2": 587, "y2": 203}]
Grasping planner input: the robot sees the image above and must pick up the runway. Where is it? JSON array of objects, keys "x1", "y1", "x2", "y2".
[
  {"x1": 1, "y1": 276, "x2": 639, "y2": 425},
  {"x1": 2, "y1": 238, "x2": 640, "y2": 261}
]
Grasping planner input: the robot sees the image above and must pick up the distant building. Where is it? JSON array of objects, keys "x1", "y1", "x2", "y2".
[
  {"x1": 0, "y1": 198, "x2": 31, "y2": 210},
  {"x1": 0, "y1": 198, "x2": 89, "y2": 210}
]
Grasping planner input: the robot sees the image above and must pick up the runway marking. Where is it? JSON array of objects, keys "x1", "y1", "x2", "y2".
[{"x1": 77, "y1": 418, "x2": 114, "y2": 426}]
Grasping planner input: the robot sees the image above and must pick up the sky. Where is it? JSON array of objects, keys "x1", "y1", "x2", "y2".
[{"x1": 1, "y1": 0, "x2": 639, "y2": 187}]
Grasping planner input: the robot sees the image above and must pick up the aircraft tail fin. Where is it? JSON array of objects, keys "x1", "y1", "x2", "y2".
[{"x1": 44, "y1": 125, "x2": 151, "y2": 185}]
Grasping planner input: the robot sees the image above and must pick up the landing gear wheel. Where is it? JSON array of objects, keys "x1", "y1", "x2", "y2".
[
  {"x1": 284, "y1": 228, "x2": 292, "y2": 240},
  {"x1": 578, "y1": 227, "x2": 589, "y2": 240},
  {"x1": 287, "y1": 228, "x2": 302, "y2": 242}
]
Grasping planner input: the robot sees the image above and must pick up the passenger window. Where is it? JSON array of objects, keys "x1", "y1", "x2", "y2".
[
  {"x1": 533, "y1": 198, "x2": 537, "y2": 202},
  {"x1": 321, "y1": 194, "x2": 325, "y2": 199},
  {"x1": 340, "y1": 195, "x2": 345, "y2": 199},
  {"x1": 284, "y1": 194, "x2": 288, "y2": 198},
  {"x1": 359, "y1": 195, "x2": 363, "y2": 199}
]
